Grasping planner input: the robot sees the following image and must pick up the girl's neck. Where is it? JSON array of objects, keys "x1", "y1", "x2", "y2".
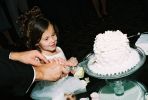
[{"x1": 41, "y1": 48, "x2": 59, "y2": 56}]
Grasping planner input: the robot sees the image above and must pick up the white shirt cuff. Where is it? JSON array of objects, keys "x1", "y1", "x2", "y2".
[{"x1": 26, "y1": 66, "x2": 36, "y2": 93}]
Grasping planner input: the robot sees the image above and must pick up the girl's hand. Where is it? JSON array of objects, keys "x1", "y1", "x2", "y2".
[{"x1": 67, "y1": 57, "x2": 78, "y2": 67}]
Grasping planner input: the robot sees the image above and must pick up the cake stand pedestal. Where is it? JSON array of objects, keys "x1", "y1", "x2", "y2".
[
  {"x1": 80, "y1": 47, "x2": 147, "y2": 100},
  {"x1": 99, "y1": 79, "x2": 147, "y2": 100}
]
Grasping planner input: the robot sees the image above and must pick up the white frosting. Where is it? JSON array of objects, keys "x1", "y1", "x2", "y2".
[{"x1": 88, "y1": 30, "x2": 140, "y2": 75}]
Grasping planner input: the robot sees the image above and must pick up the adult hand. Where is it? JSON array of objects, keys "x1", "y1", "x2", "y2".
[
  {"x1": 9, "y1": 50, "x2": 49, "y2": 66},
  {"x1": 48, "y1": 58, "x2": 67, "y2": 65},
  {"x1": 49, "y1": 57, "x2": 78, "y2": 67},
  {"x1": 34, "y1": 62, "x2": 69, "y2": 81}
]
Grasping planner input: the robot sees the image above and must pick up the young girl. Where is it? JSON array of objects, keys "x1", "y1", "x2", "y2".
[{"x1": 17, "y1": 6, "x2": 87, "y2": 100}]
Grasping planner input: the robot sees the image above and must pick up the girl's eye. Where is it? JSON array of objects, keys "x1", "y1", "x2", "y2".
[
  {"x1": 52, "y1": 34, "x2": 56, "y2": 36},
  {"x1": 52, "y1": 32, "x2": 57, "y2": 36},
  {"x1": 44, "y1": 37, "x2": 48, "y2": 40}
]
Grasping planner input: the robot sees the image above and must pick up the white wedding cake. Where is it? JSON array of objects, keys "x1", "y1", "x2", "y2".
[{"x1": 88, "y1": 30, "x2": 140, "y2": 75}]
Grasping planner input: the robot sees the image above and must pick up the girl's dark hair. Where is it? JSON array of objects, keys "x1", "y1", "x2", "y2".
[{"x1": 17, "y1": 6, "x2": 59, "y2": 50}]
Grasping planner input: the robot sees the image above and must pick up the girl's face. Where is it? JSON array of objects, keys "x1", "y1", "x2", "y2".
[{"x1": 38, "y1": 24, "x2": 57, "y2": 53}]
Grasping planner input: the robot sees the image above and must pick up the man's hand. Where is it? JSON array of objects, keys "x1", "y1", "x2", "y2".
[
  {"x1": 9, "y1": 50, "x2": 49, "y2": 66},
  {"x1": 34, "y1": 62, "x2": 69, "y2": 81}
]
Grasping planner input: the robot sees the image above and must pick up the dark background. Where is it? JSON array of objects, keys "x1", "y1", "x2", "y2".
[
  {"x1": 1, "y1": 0, "x2": 148, "y2": 99},
  {"x1": 27, "y1": 0, "x2": 148, "y2": 60}
]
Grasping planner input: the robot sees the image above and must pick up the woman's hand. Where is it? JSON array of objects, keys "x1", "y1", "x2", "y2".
[
  {"x1": 48, "y1": 57, "x2": 79, "y2": 74},
  {"x1": 9, "y1": 50, "x2": 49, "y2": 66},
  {"x1": 48, "y1": 58, "x2": 67, "y2": 65}
]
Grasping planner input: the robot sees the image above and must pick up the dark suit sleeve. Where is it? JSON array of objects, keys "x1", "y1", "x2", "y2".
[{"x1": 0, "y1": 48, "x2": 34, "y2": 96}]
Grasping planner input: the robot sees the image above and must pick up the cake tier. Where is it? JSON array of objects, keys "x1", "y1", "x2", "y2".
[{"x1": 88, "y1": 48, "x2": 140, "y2": 76}]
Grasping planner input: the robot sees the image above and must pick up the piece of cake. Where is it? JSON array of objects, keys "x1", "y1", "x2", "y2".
[{"x1": 88, "y1": 30, "x2": 140, "y2": 75}]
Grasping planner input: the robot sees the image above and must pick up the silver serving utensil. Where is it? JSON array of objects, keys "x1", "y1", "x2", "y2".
[{"x1": 127, "y1": 32, "x2": 141, "y2": 39}]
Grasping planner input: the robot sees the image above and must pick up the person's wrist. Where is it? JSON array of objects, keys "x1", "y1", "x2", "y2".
[
  {"x1": 33, "y1": 66, "x2": 43, "y2": 81},
  {"x1": 9, "y1": 52, "x2": 19, "y2": 61}
]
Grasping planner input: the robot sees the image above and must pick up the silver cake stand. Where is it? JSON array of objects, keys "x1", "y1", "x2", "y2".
[{"x1": 79, "y1": 47, "x2": 147, "y2": 100}]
